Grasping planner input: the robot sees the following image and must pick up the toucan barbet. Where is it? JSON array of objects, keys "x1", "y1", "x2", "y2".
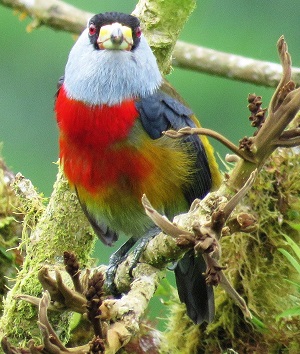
[{"x1": 55, "y1": 11, "x2": 221, "y2": 324}]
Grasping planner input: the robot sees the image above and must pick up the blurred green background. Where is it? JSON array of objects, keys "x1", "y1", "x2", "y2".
[
  {"x1": 1, "y1": 0, "x2": 300, "y2": 195},
  {"x1": 2, "y1": 0, "x2": 300, "y2": 255},
  {"x1": 1, "y1": 0, "x2": 300, "y2": 327}
]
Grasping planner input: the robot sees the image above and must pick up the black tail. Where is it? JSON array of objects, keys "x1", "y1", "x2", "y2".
[{"x1": 174, "y1": 250, "x2": 214, "y2": 324}]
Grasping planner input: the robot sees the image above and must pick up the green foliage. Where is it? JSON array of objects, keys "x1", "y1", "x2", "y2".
[
  {"x1": 3, "y1": 1, "x2": 300, "y2": 196},
  {"x1": 160, "y1": 148, "x2": 300, "y2": 353},
  {"x1": 277, "y1": 232, "x2": 300, "y2": 320}
]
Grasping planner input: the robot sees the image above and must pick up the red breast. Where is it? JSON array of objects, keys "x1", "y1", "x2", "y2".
[{"x1": 55, "y1": 85, "x2": 153, "y2": 194}]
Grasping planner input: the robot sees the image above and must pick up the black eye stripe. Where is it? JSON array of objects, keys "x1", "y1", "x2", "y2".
[
  {"x1": 88, "y1": 12, "x2": 142, "y2": 51},
  {"x1": 89, "y1": 12, "x2": 140, "y2": 30}
]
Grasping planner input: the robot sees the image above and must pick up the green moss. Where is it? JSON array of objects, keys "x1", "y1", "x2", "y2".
[
  {"x1": 202, "y1": 149, "x2": 300, "y2": 352},
  {"x1": 0, "y1": 169, "x2": 96, "y2": 346},
  {"x1": 136, "y1": 0, "x2": 196, "y2": 74},
  {"x1": 159, "y1": 288, "x2": 202, "y2": 354},
  {"x1": 160, "y1": 148, "x2": 300, "y2": 353}
]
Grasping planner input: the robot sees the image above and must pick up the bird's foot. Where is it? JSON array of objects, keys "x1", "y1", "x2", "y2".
[
  {"x1": 105, "y1": 237, "x2": 137, "y2": 296},
  {"x1": 128, "y1": 227, "x2": 160, "y2": 276},
  {"x1": 105, "y1": 227, "x2": 160, "y2": 295}
]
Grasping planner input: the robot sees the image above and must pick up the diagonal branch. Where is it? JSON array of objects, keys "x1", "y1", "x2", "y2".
[
  {"x1": 226, "y1": 37, "x2": 300, "y2": 191},
  {"x1": 173, "y1": 40, "x2": 300, "y2": 87}
]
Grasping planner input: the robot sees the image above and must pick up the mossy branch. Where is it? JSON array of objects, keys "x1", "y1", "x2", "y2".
[
  {"x1": 0, "y1": 169, "x2": 96, "y2": 345},
  {"x1": 1, "y1": 1, "x2": 300, "y2": 353},
  {"x1": 0, "y1": 0, "x2": 197, "y2": 351}
]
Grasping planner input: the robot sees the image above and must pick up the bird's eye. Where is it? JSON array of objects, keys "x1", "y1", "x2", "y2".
[
  {"x1": 89, "y1": 23, "x2": 97, "y2": 36},
  {"x1": 135, "y1": 26, "x2": 142, "y2": 38}
]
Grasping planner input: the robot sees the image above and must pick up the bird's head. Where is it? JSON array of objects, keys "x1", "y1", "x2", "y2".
[
  {"x1": 63, "y1": 12, "x2": 162, "y2": 106},
  {"x1": 88, "y1": 12, "x2": 142, "y2": 51}
]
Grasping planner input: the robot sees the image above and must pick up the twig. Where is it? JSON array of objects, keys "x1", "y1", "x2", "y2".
[
  {"x1": 142, "y1": 194, "x2": 193, "y2": 239},
  {"x1": 251, "y1": 37, "x2": 300, "y2": 164},
  {"x1": 227, "y1": 36, "x2": 300, "y2": 191},
  {"x1": 222, "y1": 170, "x2": 258, "y2": 220},
  {"x1": 218, "y1": 269, "x2": 252, "y2": 319},
  {"x1": 164, "y1": 127, "x2": 256, "y2": 163},
  {"x1": 278, "y1": 128, "x2": 300, "y2": 139},
  {"x1": 273, "y1": 127, "x2": 300, "y2": 147},
  {"x1": 269, "y1": 37, "x2": 293, "y2": 113},
  {"x1": 38, "y1": 291, "x2": 69, "y2": 352},
  {"x1": 274, "y1": 137, "x2": 300, "y2": 147}
]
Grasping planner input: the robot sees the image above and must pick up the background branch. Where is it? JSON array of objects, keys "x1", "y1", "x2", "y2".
[
  {"x1": 1, "y1": 0, "x2": 300, "y2": 84},
  {"x1": 173, "y1": 41, "x2": 300, "y2": 87},
  {"x1": 0, "y1": 0, "x2": 92, "y2": 33}
]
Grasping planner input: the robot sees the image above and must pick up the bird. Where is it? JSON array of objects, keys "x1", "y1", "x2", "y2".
[{"x1": 55, "y1": 11, "x2": 221, "y2": 324}]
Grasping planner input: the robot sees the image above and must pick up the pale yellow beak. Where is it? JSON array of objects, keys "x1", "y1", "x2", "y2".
[{"x1": 97, "y1": 22, "x2": 133, "y2": 50}]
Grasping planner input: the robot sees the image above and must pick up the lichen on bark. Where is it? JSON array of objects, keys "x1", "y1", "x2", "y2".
[{"x1": 0, "y1": 169, "x2": 96, "y2": 346}]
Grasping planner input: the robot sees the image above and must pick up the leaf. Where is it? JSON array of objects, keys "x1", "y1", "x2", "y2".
[
  {"x1": 276, "y1": 306, "x2": 300, "y2": 320},
  {"x1": 155, "y1": 277, "x2": 172, "y2": 297},
  {"x1": 281, "y1": 233, "x2": 300, "y2": 261},
  {"x1": 0, "y1": 246, "x2": 13, "y2": 261},
  {"x1": 69, "y1": 312, "x2": 82, "y2": 332},
  {"x1": 287, "y1": 221, "x2": 300, "y2": 231},
  {"x1": 250, "y1": 315, "x2": 268, "y2": 333},
  {"x1": 278, "y1": 248, "x2": 300, "y2": 274},
  {"x1": 283, "y1": 279, "x2": 300, "y2": 291},
  {"x1": 0, "y1": 216, "x2": 15, "y2": 228}
]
